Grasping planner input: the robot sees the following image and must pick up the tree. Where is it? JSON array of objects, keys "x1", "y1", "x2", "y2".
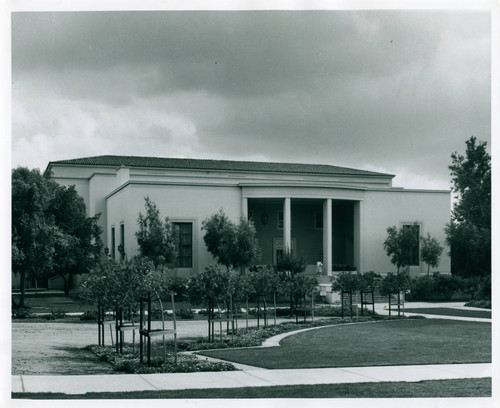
[
  {"x1": 47, "y1": 184, "x2": 103, "y2": 294},
  {"x1": 12, "y1": 168, "x2": 56, "y2": 307},
  {"x1": 12, "y1": 167, "x2": 104, "y2": 305},
  {"x1": 420, "y1": 233, "x2": 444, "y2": 276},
  {"x1": 446, "y1": 137, "x2": 491, "y2": 278},
  {"x1": 383, "y1": 225, "x2": 420, "y2": 273},
  {"x1": 187, "y1": 264, "x2": 231, "y2": 341},
  {"x1": 135, "y1": 197, "x2": 176, "y2": 267},
  {"x1": 202, "y1": 209, "x2": 261, "y2": 271}
]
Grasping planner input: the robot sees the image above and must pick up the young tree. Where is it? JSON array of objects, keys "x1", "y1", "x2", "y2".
[
  {"x1": 383, "y1": 225, "x2": 419, "y2": 273},
  {"x1": 420, "y1": 233, "x2": 443, "y2": 276},
  {"x1": 187, "y1": 264, "x2": 231, "y2": 341},
  {"x1": 446, "y1": 137, "x2": 491, "y2": 278},
  {"x1": 135, "y1": 197, "x2": 176, "y2": 267},
  {"x1": 202, "y1": 209, "x2": 261, "y2": 271}
]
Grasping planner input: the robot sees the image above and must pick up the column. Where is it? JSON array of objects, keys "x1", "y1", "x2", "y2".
[
  {"x1": 241, "y1": 197, "x2": 248, "y2": 220},
  {"x1": 353, "y1": 201, "x2": 363, "y2": 274},
  {"x1": 323, "y1": 199, "x2": 333, "y2": 276},
  {"x1": 283, "y1": 197, "x2": 291, "y2": 253}
]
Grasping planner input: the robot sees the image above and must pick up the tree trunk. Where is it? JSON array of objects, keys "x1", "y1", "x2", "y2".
[
  {"x1": 18, "y1": 270, "x2": 27, "y2": 308},
  {"x1": 64, "y1": 272, "x2": 73, "y2": 295}
]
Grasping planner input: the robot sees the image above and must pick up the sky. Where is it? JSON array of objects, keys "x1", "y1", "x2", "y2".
[{"x1": 10, "y1": 6, "x2": 492, "y2": 191}]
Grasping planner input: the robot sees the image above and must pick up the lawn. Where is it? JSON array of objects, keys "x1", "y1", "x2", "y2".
[
  {"x1": 199, "y1": 319, "x2": 491, "y2": 369},
  {"x1": 12, "y1": 377, "x2": 492, "y2": 399},
  {"x1": 404, "y1": 307, "x2": 491, "y2": 319}
]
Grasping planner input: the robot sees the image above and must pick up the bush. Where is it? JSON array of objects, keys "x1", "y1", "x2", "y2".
[
  {"x1": 332, "y1": 264, "x2": 356, "y2": 271},
  {"x1": 80, "y1": 310, "x2": 98, "y2": 321},
  {"x1": 177, "y1": 309, "x2": 194, "y2": 319},
  {"x1": 12, "y1": 308, "x2": 31, "y2": 319},
  {"x1": 433, "y1": 273, "x2": 462, "y2": 300},
  {"x1": 41, "y1": 311, "x2": 66, "y2": 320},
  {"x1": 464, "y1": 299, "x2": 491, "y2": 309},
  {"x1": 409, "y1": 275, "x2": 437, "y2": 301}
]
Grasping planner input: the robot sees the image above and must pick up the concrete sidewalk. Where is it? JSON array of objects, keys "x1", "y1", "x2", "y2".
[{"x1": 12, "y1": 363, "x2": 491, "y2": 395}]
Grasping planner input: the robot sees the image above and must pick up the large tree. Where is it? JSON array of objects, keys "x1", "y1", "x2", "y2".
[
  {"x1": 445, "y1": 136, "x2": 491, "y2": 278},
  {"x1": 47, "y1": 184, "x2": 103, "y2": 294},
  {"x1": 12, "y1": 168, "x2": 57, "y2": 307},
  {"x1": 12, "y1": 167, "x2": 103, "y2": 306}
]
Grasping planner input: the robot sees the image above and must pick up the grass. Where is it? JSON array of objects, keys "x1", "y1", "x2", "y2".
[
  {"x1": 199, "y1": 319, "x2": 491, "y2": 369},
  {"x1": 404, "y1": 307, "x2": 491, "y2": 318},
  {"x1": 12, "y1": 377, "x2": 492, "y2": 399}
]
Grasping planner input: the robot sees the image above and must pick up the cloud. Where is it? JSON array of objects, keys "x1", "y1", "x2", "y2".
[{"x1": 11, "y1": 10, "x2": 491, "y2": 190}]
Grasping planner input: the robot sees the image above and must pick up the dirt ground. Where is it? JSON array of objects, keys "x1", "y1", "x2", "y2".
[
  {"x1": 12, "y1": 317, "x2": 293, "y2": 375},
  {"x1": 12, "y1": 322, "x2": 117, "y2": 375}
]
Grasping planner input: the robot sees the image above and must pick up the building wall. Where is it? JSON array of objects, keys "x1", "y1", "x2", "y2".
[
  {"x1": 106, "y1": 182, "x2": 243, "y2": 275},
  {"x1": 362, "y1": 189, "x2": 451, "y2": 275}
]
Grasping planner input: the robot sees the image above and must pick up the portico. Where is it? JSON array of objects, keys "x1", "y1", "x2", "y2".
[{"x1": 241, "y1": 184, "x2": 365, "y2": 275}]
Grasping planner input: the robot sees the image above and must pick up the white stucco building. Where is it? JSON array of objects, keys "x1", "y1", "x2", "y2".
[{"x1": 45, "y1": 155, "x2": 451, "y2": 288}]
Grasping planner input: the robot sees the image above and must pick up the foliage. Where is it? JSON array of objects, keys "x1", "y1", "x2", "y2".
[
  {"x1": 331, "y1": 271, "x2": 359, "y2": 293},
  {"x1": 331, "y1": 271, "x2": 381, "y2": 294},
  {"x1": 445, "y1": 222, "x2": 490, "y2": 278},
  {"x1": 135, "y1": 197, "x2": 176, "y2": 267},
  {"x1": 420, "y1": 233, "x2": 443, "y2": 275},
  {"x1": 464, "y1": 299, "x2": 491, "y2": 309},
  {"x1": 177, "y1": 309, "x2": 195, "y2": 319},
  {"x1": 357, "y1": 271, "x2": 382, "y2": 293},
  {"x1": 276, "y1": 250, "x2": 306, "y2": 276},
  {"x1": 446, "y1": 137, "x2": 491, "y2": 278},
  {"x1": 47, "y1": 184, "x2": 103, "y2": 294},
  {"x1": 332, "y1": 264, "x2": 356, "y2": 271},
  {"x1": 433, "y1": 273, "x2": 463, "y2": 300},
  {"x1": 12, "y1": 167, "x2": 103, "y2": 306},
  {"x1": 248, "y1": 265, "x2": 280, "y2": 298},
  {"x1": 187, "y1": 264, "x2": 231, "y2": 307},
  {"x1": 379, "y1": 272, "x2": 411, "y2": 297},
  {"x1": 80, "y1": 310, "x2": 98, "y2": 321},
  {"x1": 87, "y1": 345, "x2": 235, "y2": 374},
  {"x1": 79, "y1": 256, "x2": 155, "y2": 310},
  {"x1": 408, "y1": 275, "x2": 436, "y2": 301},
  {"x1": 383, "y1": 225, "x2": 419, "y2": 273},
  {"x1": 11, "y1": 308, "x2": 32, "y2": 319},
  {"x1": 202, "y1": 210, "x2": 261, "y2": 271}
]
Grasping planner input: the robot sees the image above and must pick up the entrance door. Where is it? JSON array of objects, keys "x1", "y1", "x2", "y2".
[{"x1": 273, "y1": 237, "x2": 297, "y2": 264}]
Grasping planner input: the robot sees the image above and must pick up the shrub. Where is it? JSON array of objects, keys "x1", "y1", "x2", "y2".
[
  {"x1": 464, "y1": 299, "x2": 491, "y2": 309},
  {"x1": 332, "y1": 264, "x2": 356, "y2": 271},
  {"x1": 80, "y1": 310, "x2": 98, "y2": 321},
  {"x1": 409, "y1": 275, "x2": 437, "y2": 301},
  {"x1": 178, "y1": 309, "x2": 195, "y2": 319},
  {"x1": 12, "y1": 308, "x2": 31, "y2": 319},
  {"x1": 433, "y1": 273, "x2": 463, "y2": 300},
  {"x1": 41, "y1": 311, "x2": 66, "y2": 320}
]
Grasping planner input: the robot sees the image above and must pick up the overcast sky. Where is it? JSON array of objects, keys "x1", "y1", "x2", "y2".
[{"x1": 11, "y1": 8, "x2": 491, "y2": 190}]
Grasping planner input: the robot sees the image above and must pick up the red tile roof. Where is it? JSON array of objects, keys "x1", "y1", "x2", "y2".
[{"x1": 48, "y1": 155, "x2": 394, "y2": 178}]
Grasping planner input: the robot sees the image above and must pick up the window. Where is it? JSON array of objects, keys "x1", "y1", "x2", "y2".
[
  {"x1": 111, "y1": 227, "x2": 116, "y2": 260},
  {"x1": 403, "y1": 224, "x2": 420, "y2": 266},
  {"x1": 120, "y1": 223, "x2": 125, "y2": 261},
  {"x1": 248, "y1": 211, "x2": 254, "y2": 222},
  {"x1": 315, "y1": 212, "x2": 323, "y2": 230},
  {"x1": 173, "y1": 222, "x2": 193, "y2": 268},
  {"x1": 277, "y1": 211, "x2": 284, "y2": 230}
]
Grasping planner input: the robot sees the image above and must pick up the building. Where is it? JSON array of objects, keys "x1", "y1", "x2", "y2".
[{"x1": 45, "y1": 155, "x2": 451, "y2": 296}]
